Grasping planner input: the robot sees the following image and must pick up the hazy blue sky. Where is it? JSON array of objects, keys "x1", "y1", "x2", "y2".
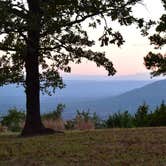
[{"x1": 69, "y1": 0, "x2": 165, "y2": 76}]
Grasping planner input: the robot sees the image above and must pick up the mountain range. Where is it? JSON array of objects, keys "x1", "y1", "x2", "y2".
[{"x1": 0, "y1": 76, "x2": 166, "y2": 119}]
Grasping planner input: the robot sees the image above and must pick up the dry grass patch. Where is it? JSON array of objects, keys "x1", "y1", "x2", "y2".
[{"x1": 0, "y1": 127, "x2": 166, "y2": 166}]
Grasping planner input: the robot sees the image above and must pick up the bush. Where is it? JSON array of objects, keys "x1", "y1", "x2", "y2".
[
  {"x1": 42, "y1": 104, "x2": 65, "y2": 120},
  {"x1": 73, "y1": 110, "x2": 106, "y2": 130},
  {"x1": 91, "y1": 112, "x2": 106, "y2": 129},
  {"x1": 64, "y1": 120, "x2": 75, "y2": 130},
  {"x1": 75, "y1": 110, "x2": 94, "y2": 130},
  {"x1": 1, "y1": 108, "x2": 25, "y2": 132},
  {"x1": 0, "y1": 124, "x2": 8, "y2": 133},
  {"x1": 42, "y1": 104, "x2": 65, "y2": 131}
]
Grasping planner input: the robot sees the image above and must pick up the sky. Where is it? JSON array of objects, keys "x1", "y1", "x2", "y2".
[
  {"x1": 0, "y1": 1, "x2": 165, "y2": 78},
  {"x1": 69, "y1": 0, "x2": 165, "y2": 76}
]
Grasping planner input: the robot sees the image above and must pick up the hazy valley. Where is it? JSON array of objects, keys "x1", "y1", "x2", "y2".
[{"x1": 0, "y1": 74, "x2": 165, "y2": 119}]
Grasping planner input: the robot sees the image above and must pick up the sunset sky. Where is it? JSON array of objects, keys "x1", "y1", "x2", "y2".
[
  {"x1": 0, "y1": 1, "x2": 165, "y2": 77},
  {"x1": 69, "y1": 0, "x2": 165, "y2": 76}
]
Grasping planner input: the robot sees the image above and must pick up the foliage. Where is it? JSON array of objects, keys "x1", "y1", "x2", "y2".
[
  {"x1": 149, "y1": 101, "x2": 166, "y2": 126},
  {"x1": 0, "y1": 125, "x2": 8, "y2": 133},
  {"x1": 64, "y1": 110, "x2": 105, "y2": 130},
  {"x1": 75, "y1": 109, "x2": 105, "y2": 129},
  {"x1": 91, "y1": 112, "x2": 105, "y2": 129},
  {"x1": 134, "y1": 102, "x2": 150, "y2": 127},
  {"x1": 41, "y1": 104, "x2": 65, "y2": 131},
  {"x1": 1, "y1": 108, "x2": 25, "y2": 132},
  {"x1": 106, "y1": 111, "x2": 134, "y2": 128},
  {"x1": 105, "y1": 101, "x2": 166, "y2": 128},
  {"x1": 64, "y1": 120, "x2": 75, "y2": 130},
  {"x1": 42, "y1": 104, "x2": 65, "y2": 120},
  {"x1": 144, "y1": 0, "x2": 166, "y2": 76},
  {"x1": 0, "y1": 0, "x2": 144, "y2": 94},
  {"x1": 76, "y1": 110, "x2": 91, "y2": 122},
  {"x1": 75, "y1": 110, "x2": 95, "y2": 130},
  {"x1": 1, "y1": 100, "x2": 166, "y2": 132}
]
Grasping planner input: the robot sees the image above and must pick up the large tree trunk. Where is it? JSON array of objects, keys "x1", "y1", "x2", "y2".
[
  {"x1": 21, "y1": 0, "x2": 54, "y2": 136},
  {"x1": 21, "y1": 45, "x2": 46, "y2": 136}
]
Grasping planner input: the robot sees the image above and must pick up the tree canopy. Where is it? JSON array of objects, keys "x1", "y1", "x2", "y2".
[
  {"x1": 144, "y1": 0, "x2": 166, "y2": 76},
  {"x1": 0, "y1": 0, "x2": 143, "y2": 94}
]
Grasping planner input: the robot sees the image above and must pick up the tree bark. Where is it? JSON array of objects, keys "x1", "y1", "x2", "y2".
[{"x1": 21, "y1": 0, "x2": 54, "y2": 136}]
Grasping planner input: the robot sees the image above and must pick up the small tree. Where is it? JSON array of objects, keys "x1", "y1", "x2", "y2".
[
  {"x1": 150, "y1": 101, "x2": 166, "y2": 126},
  {"x1": 134, "y1": 102, "x2": 149, "y2": 127},
  {"x1": 0, "y1": 0, "x2": 144, "y2": 136}
]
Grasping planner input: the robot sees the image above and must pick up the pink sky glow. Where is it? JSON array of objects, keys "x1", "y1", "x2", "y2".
[{"x1": 69, "y1": 0, "x2": 165, "y2": 76}]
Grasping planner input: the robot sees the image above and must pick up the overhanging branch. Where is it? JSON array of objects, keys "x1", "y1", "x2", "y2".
[
  {"x1": 40, "y1": 8, "x2": 111, "y2": 37},
  {"x1": 0, "y1": 1, "x2": 27, "y2": 19},
  {"x1": 0, "y1": 45, "x2": 18, "y2": 52}
]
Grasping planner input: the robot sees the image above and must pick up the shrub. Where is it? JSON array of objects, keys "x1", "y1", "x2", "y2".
[
  {"x1": 64, "y1": 120, "x2": 75, "y2": 130},
  {"x1": 75, "y1": 110, "x2": 95, "y2": 130},
  {"x1": 0, "y1": 124, "x2": 8, "y2": 133},
  {"x1": 91, "y1": 112, "x2": 105, "y2": 129},
  {"x1": 42, "y1": 104, "x2": 65, "y2": 120},
  {"x1": 1, "y1": 108, "x2": 25, "y2": 132},
  {"x1": 42, "y1": 104, "x2": 65, "y2": 131}
]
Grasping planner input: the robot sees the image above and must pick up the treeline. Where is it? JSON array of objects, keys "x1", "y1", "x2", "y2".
[
  {"x1": 0, "y1": 101, "x2": 166, "y2": 132},
  {"x1": 105, "y1": 101, "x2": 166, "y2": 128}
]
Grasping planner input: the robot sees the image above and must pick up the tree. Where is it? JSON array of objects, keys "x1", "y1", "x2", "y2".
[
  {"x1": 134, "y1": 102, "x2": 149, "y2": 127},
  {"x1": 106, "y1": 111, "x2": 133, "y2": 128},
  {"x1": 144, "y1": 0, "x2": 166, "y2": 76},
  {"x1": 150, "y1": 101, "x2": 166, "y2": 126},
  {"x1": 0, "y1": 0, "x2": 143, "y2": 136}
]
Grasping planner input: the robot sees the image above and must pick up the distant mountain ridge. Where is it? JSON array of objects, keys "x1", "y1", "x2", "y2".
[
  {"x1": 70, "y1": 79, "x2": 166, "y2": 119},
  {"x1": 0, "y1": 79, "x2": 151, "y2": 116},
  {"x1": 0, "y1": 78, "x2": 166, "y2": 119}
]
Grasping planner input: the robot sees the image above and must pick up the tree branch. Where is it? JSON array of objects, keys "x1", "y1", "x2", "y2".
[
  {"x1": 10, "y1": 7, "x2": 27, "y2": 18},
  {"x1": 0, "y1": 20, "x2": 28, "y2": 42},
  {"x1": 40, "y1": 8, "x2": 111, "y2": 37},
  {"x1": 0, "y1": 45, "x2": 17, "y2": 52},
  {"x1": 0, "y1": 1, "x2": 27, "y2": 19}
]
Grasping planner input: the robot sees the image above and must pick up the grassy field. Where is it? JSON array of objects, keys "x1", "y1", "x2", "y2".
[{"x1": 0, "y1": 127, "x2": 166, "y2": 166}]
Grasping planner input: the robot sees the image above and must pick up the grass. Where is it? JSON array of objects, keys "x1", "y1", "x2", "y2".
[{"x1": 0, "y1": 127, "x2": 166, "y2": 166}]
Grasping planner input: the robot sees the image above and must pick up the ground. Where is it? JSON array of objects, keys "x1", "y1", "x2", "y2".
[{"x1": 0, "y1": 127, "x2": 166, "y2": 166}]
